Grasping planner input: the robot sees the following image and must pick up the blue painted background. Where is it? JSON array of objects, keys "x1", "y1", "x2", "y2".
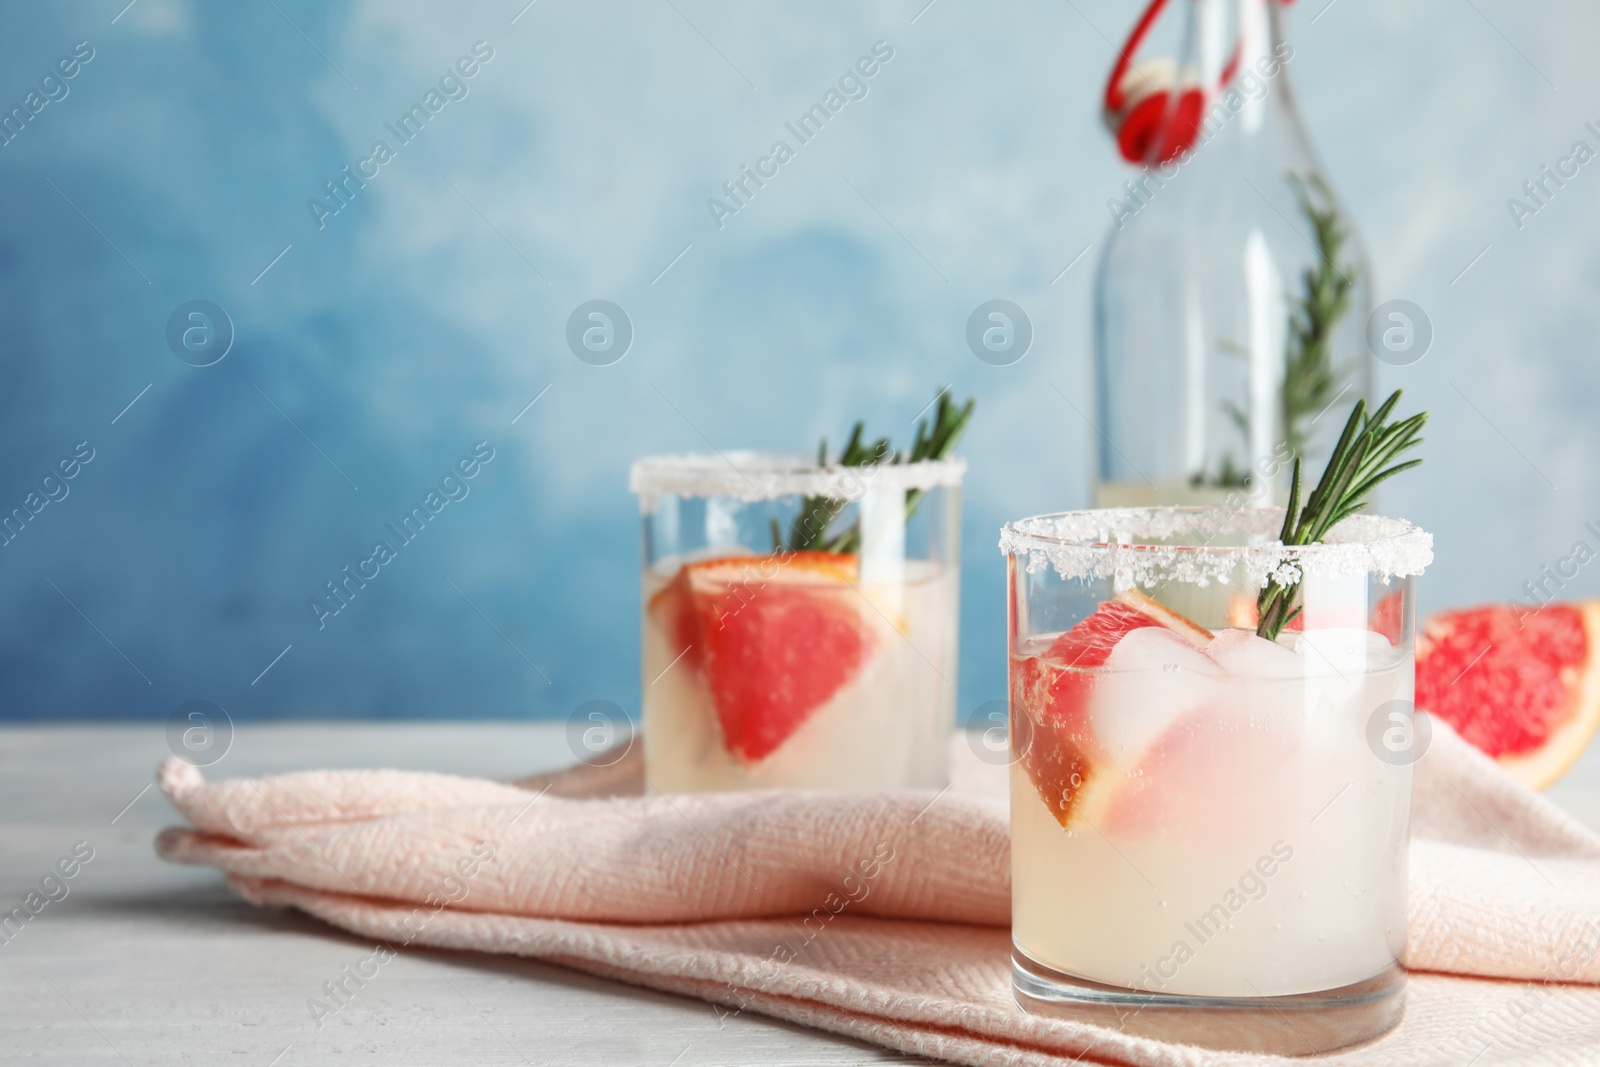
[{"x1": 1, "y1": 0, "x2": 1595, "y2": 722}]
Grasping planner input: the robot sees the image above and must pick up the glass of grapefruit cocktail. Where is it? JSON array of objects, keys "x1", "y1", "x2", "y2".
[
  {"x1": 1001, "y1": 506, "x2": 1431, "y2": 1054},
  {"x1": 631, "y1": 452, "x2": 962, "y2": 791}
]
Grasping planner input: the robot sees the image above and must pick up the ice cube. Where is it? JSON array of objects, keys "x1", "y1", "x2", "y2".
[
  {"x1": 1206, "y1": 628, "x2": 1304, "y2": 678},
  {"x1": 1293, "y1": 628, "x2": 1398, "y2": 677},
  {"x1": 1090, "y1": 627, "x2": 1222, "y2": 768}
]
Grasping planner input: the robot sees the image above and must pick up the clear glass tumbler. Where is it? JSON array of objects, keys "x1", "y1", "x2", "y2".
[
  {"x1": 1000, "y1": 506, "x2": 1431, "y2": 1054},
  {"x1": 631, "y1": 452, "x2": 963, "y2": 792}
]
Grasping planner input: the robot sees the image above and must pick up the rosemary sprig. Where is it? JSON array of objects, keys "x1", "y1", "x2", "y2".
[
  {"x1": 779, "y1": 424, "x2": 891, "y2": 553},
  {"x1": 1255, "y1": 388, "x2": 1426, "y2": 641},
  {"x1": 1282, "y1": 173, "x2": 1357, "y2": 459},
  {"x1": 1199, "y1": 173, "x2": 1356, "y2": 490},
  {"x1": 775, "y1": 391, "x2": 975, "y2": 554}
]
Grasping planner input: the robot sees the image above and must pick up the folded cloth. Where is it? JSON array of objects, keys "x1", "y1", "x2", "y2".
[{"x1": 156, "y1": 723, "x2": 1600, "y2": 1066}]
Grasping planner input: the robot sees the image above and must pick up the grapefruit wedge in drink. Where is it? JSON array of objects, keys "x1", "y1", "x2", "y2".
[
  {"x1": 641, "y1": 543, "x2": 960, "y2": 792},
  {"x1": 648, "y1": 552, "x2": 880, "y2": 763},
  {"x1": 1011, "y1": 590, "x2": 1213, "y2": 828}
]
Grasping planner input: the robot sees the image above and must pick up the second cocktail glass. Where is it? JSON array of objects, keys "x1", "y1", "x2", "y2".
[{"x1": 631, "y1": 452, "x2": 963, "y2": 792}]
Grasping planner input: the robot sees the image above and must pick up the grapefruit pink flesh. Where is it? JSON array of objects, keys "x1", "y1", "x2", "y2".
[
  {"x1": 651, "y1": 552, "x2": 875, "y2": 763},
  {"x1": 1096, "y1": 707, "x2": 1300, "y2": 840},
  {"x1": 1416, "y1": 601, "x2": 1600, "y2": 789},
  {"x1": 1014, "y1": 591, "x2": 1213, "y2": 828}
]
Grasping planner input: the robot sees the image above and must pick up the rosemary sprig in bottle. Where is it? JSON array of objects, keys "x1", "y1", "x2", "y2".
[
  {"x1": 774, "y1": 390, "x2": 975, "y2": 554},
  {"x1": 1281, "y1": 174, "x2": 1357, "y2": 460},
  {"x1": 1205, "y1": 173, "x2": 1357, "y2": 489},
  {"x1": 1255, "y1": 389, "x2": 1426, "y2": 642}
]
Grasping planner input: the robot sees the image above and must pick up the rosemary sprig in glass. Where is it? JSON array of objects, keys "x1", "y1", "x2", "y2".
[
  {"x1": 1255, "y1": 389, "x2": 1426, "y2": 642},
  {"x1": 774, "y1": 391, "x2": 975, "y2": 554}
]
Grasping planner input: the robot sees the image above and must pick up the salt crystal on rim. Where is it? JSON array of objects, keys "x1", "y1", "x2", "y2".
[
  {"x1": 998, "y1": 507, "x2": 1432, "y2": 588},
  {"x1": 630, "y1": 451, "x2": 966, "y2": 512}
]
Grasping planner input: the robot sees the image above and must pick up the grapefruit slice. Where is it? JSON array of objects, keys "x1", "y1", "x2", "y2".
[
  {"x1": 1416, "y1": 601, "x2": 1600, "y2": 789},
  {"x1": 1097, "y1": 706, "x2": 1301, "y2": 840},
  {"x1": 650, "y1": 552, "x2": 877, "y2": 763},
  {"x1": 1013, "y1": 591, "x2": 1212, "y2": 828}
]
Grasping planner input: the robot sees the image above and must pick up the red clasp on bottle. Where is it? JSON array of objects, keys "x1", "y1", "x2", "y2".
[{"x1": 1103, "y1": 0, "x2": 1290, "y2": 165}]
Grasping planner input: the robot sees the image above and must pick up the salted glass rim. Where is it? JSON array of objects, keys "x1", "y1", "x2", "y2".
[
  {"x1": 999, "y1": 506, "x2": 1432, "y2": 586},
  {"x1": 630, "y1": 450, "x2": 966, "y2": 508}
]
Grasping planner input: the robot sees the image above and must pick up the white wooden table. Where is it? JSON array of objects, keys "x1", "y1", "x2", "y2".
[
  {"x1": 4, "y1": 722, "x2": 1599, "y2": 1066},
  {"x1": 0, "y1": 724, "x2": 928, "y2": 1066}
]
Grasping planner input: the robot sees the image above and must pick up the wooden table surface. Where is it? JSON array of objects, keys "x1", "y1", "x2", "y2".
[
  {"x1": 0, "y1": 723, "x2": 930, "y2": 1066},
  {"x1": 4, "y1": 722, "x2": 1599, "y2": 1066}
]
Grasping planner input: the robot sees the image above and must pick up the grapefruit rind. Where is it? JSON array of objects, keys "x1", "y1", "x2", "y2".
[
  {"x1": 1497, "y1": 601, "x2": 1600, "y2": 790},
  {"x1": 651, "y1": 552, "x2": 907, "y2": 635},
  {"x1": 1116, "y1": 589, "x2": 1215, "y2": 648},
  {"x1": 1012, "y1": 654, "x2": 1116, "y2": 829}
]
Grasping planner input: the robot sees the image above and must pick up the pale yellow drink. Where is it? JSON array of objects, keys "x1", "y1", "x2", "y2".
[{"x1": 1010, "y1": 626, "x2": 1411, "y2": 998}]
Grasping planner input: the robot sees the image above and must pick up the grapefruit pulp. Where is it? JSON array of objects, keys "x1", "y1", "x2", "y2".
[
  {"x1": 650, "y1": 552, "x2": 877, "y2": 763},
  {"x1": 1416, "y1": 601, "x2": 1600, "y2": 789}
]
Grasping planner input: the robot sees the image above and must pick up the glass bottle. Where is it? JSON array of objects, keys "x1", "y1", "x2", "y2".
[{"x1": 1092, "y1": 0, "x2": 1374, "y2": 507}]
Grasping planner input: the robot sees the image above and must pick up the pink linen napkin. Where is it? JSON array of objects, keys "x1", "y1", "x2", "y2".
[{"x1": 155, "y1": 724, "x2": 1600, "y2": 1066}]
